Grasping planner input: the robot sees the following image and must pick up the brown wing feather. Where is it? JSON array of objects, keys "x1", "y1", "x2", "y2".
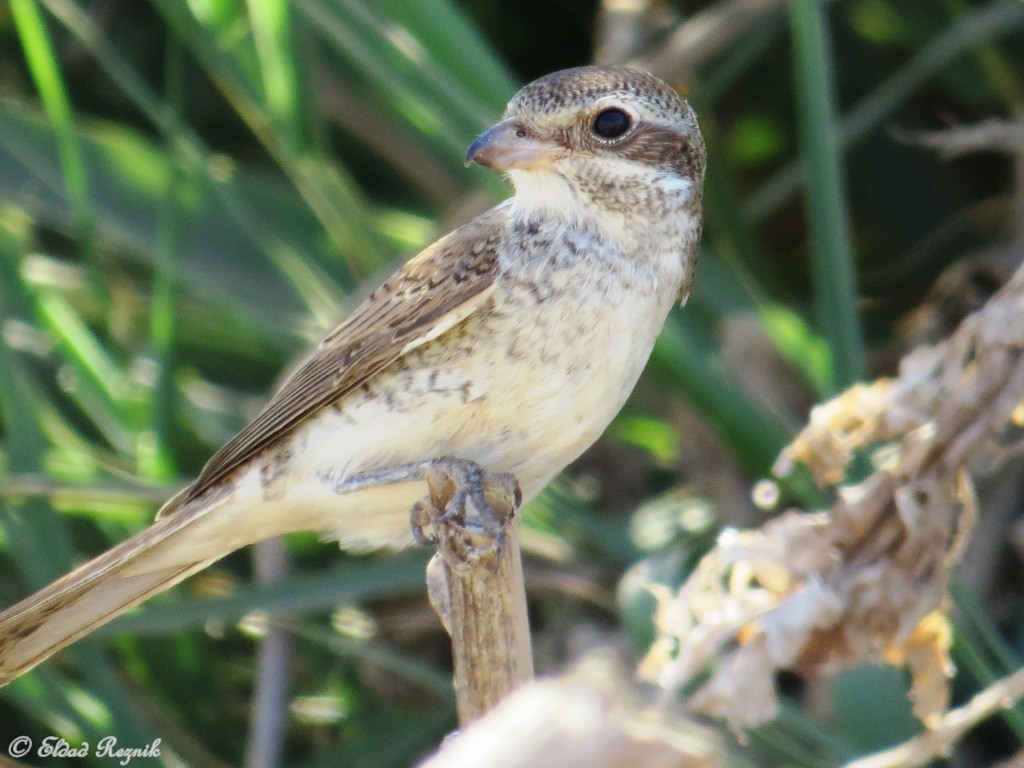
[{"x1": 159, "y1": 207, "x2": 506, "y2": 517}]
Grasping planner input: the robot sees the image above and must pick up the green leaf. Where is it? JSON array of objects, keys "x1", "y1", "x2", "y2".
[{"x1": 788, "y1": 0, "x2": 866, "y2": 388}]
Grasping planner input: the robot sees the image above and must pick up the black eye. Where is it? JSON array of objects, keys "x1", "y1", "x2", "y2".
[{"x1": 592, "y1": 108, "x2": 632, "y2": 140}]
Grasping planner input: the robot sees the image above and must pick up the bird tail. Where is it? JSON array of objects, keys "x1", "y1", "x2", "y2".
[{"x1": 0, "y1": 498, "x2": 231, "y2": 686}]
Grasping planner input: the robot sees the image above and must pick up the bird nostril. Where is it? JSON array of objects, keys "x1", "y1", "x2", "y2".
[{"x1": 515, "y1": 128, "x2": 527, "y2": 138}]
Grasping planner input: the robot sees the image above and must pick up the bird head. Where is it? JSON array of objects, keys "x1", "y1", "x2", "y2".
[{"x1": 466, "y1": 66, "x2": 705, "y2": 235}]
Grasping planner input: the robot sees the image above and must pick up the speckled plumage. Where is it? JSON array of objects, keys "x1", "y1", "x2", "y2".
[{"x1": 0, "y1": 65, "x2": 705, "y2": 683}]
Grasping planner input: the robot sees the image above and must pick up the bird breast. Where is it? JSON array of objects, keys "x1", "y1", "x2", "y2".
[
  {"x1": 281, "y1": 214, "x2": 688, "y2": 509},
  {"x1": 466, "y1": 223, "x2": 684, "y2": 494}
]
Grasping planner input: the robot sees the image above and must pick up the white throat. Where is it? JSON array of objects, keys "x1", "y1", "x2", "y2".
[
  {"x1": 507, "y1": 169, "x2": 582, "y2": 220},
  {"x1": 507, "y1": 165, "x2": 694, "y2": 248}
]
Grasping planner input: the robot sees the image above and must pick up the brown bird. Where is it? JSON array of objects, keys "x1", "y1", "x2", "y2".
[{"x1": 0, "y1": 65, "x2": 705, "y2": 684}]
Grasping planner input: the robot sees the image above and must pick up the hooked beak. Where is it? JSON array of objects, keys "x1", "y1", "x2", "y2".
[{"x1": 465, "y1": 120, "x2": 564, "y2": 171}]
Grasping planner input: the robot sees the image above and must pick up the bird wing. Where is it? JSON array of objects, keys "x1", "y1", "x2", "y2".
[{"x1": 159, "y1": 206, "x2": 506, "y2": 517}]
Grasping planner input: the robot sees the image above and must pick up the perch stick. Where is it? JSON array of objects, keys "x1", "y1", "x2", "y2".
[
  {"x1": 422, "y1": 467, "x2": 534, "y2": 724},
  {"x1": 428, "y1": 518, "x2": 533, "y2": 724}
]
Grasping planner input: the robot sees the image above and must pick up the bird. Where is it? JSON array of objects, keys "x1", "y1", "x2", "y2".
[{"x1": 0, "y1": 65, "x2": 705, "y2": 685}]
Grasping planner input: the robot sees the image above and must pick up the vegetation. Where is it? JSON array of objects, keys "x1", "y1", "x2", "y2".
[{"x1": 0, "y1": 0, "x2": 1023, "y2": 766}]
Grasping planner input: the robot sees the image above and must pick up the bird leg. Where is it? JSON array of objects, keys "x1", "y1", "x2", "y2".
[
  {"x1": 413, "y1": 459, "x2": 521, "y2": 573},
  {"x1": 341, "y1": 458, "x2": 521, "y2": 572}
]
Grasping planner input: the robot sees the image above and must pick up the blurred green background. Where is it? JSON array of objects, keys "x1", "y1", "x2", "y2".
[{"x1": 1, "y1": 0, "x2": 1024, "y2": 766}]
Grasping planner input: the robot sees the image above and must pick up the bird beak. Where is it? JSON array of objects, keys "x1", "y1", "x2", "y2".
[{"x1": 465, "y1": 120, "x2": 564, "y2": 171}]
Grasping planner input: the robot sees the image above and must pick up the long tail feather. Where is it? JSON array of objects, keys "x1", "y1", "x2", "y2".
[
  {"x1": 0, "y1": 475, "x2": 430, "y2": 685},
  {"x1": 0, "y1": 503, "x2": 228, "y2": 685}
]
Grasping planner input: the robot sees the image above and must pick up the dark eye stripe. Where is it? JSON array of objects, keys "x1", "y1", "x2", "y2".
[
  {"x1": 592, "y1": 108, "x2": 632, "y2": 140},
  {"x1": 620, "y1": 125, "x2": 702, "y2": 178}
]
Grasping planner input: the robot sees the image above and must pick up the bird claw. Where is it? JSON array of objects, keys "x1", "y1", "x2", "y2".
[{"x1": 410, "y1": 459, "x2": 521, "y2": 573}]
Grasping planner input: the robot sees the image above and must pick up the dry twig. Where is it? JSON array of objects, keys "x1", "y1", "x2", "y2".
[
  {"x1": 902, "y1": 120, "x2": 1024, "y2": 248},
  {"x1": 594, "y1": 0, "x2": 784, "y2": 84},
  {"x1": 629, "y1": 0, "x2": 785, "y2": 83},
  {"x1": 594, "y1": 0, "x2": 679, "y2": 66},
  {"x1": 423, "y1": 470, "x2": 533, "y2": 723}
]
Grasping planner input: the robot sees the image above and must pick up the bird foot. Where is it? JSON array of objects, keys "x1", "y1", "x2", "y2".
[{"x1": 410, "y1": 458, "x2": 521, "y2": 573}]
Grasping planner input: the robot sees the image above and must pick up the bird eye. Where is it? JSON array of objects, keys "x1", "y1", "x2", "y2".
[{"x1": 592, "y1": 108, "x2": 632, "y2": 140}]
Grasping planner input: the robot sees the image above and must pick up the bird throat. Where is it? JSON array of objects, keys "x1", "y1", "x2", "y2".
[{"x1": 507, "y1": 166, "x2": 696, "y2": 249}]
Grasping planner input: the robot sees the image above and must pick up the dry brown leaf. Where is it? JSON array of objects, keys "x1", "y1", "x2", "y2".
[{"x1": 641, "y1": 258, "x2": 1024, "y2": 732}]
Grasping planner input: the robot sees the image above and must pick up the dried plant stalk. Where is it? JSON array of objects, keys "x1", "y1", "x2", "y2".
[
  {"x1": 428, "y1": 523, "x2": 533, "y2": 723},
  {"x1": 641, "y1": 257, "x2": 1024, "y2": 730},
  {"x1": 631, "y1": 0, "x2": 785, "y2": 83},
  {"x1": 594, "y1": 0, "x2": 785, "y2": 85},
  {"x1": 423, "y1": 472, "x2": 533, "y2": 724}
]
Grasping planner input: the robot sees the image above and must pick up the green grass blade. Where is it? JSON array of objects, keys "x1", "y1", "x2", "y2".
[
  {"x1": 0, "y1": 254, "x2": 166, "y2": 755},
  {"x1": 9, "y1": 0, "x2": 96, "y2": 263},
  {"x1": 292, "y1": 708, "x2": 452, "y2": 768},
  {"x1": 701, "y1": 128, "x2": 837, "y2": 397},
  {"x1": 650, "y1": 314, "x2": 792, "y2": 476},
  {"x1": 289, "y1": 622, "x2": 454, "y2": 701},
  {"x1": 0, "y1": 97, "x2": 314, "y2": 348},
  {"x1": 321, "y1": 0, "x2": 506, "y2": 128},
  {"x1": 153, "y1": 0, "x2": 384, "y2": 277},
  {"x1": 294, "y1": 0, "x2": 512, "y2": 203},
  {"x1": 295, "y1": 0, "x2": 480, "y2": 159},
  {"x1": 379, "y1": 0, "x2": 517, "y2": 107},
  {"x1": 788, "y1": 0, "x2": 865, "y2": 388},
  {"x1": 36, "y1": 0, "x2": 355, "y2": 310},
  {"x1": 142, "y1": 38, "x2": 185, "y2": 483},
  {"x1": 97, "y1": 553, "x2": 431, "y2": 637},
  {"x1": 753, "y1": 703, "x2": 858, "y2": 765},
  {"x1": 691, "y1": 11, "x2": 787, "y2": 111},
  {"x1": 940, "y1": 0, "x2": 1024, "y2": 115},
  {"x1": 246, "y1": 0, "x2": 304, "y2": 150},
  {"x1": 0, "y1": 245, "x2": 77, "y2": 581},
  {"x1": 34, "y1": 289, "x2": 132, "y2": 404}
]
